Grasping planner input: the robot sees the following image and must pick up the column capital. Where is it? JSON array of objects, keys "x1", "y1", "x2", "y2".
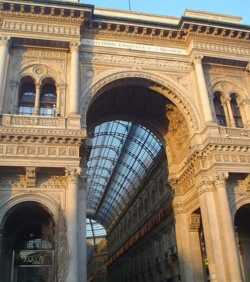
[
  {"x1": 66, "y1": 167, "x2": 81, "y2": 184},
  {"x1": 0, "y1": 35, "x2": 10, "y2": 47},
  {"x1": 70, "y1": 41, "x2": 81, "y2": 52},
  {"x1": 197, "y1": 179, "x2": 215, "y2": 196},
  {"x1": 192, "y1": 54, "x2": 204, "y2": 65},
  {"x1": 245, "y1": 62, "x2": 250, "y2": 73},
  {"x1": 212, "y1": 172, "x2": 228, "y2": 187}
]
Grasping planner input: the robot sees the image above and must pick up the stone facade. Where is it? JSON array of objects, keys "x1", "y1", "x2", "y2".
[{"x1": 0, "y1": 0, "x2": 249, "y2": 281}]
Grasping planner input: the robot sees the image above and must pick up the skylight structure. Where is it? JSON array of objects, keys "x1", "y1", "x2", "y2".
[{"x1": 86, "y1": 120, "x2": 163, "y2": 228}]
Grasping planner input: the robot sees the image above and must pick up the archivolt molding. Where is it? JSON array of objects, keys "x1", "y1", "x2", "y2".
[
  {"x1": 0, "y1": 193, "x2": 60, "y2": 226},
  {"x1": 211, "y1": 77, "x2": 247, "y2": 99},
  {"x1": 17, "y1": 61, "x2": 65, "y2": 85},
  {"x1": 231, "y1": 196, "x2": 250, "y2": 219},
  {"x1": 81, "y1": 70, "x2": 201, "y2": 133}
]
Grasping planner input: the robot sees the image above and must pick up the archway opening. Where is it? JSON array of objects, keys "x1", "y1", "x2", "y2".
[
  {"x1": 235, "y1": 204, "x2": 250, "y2": 281},
  {"x1": 2, "y1": 201, "x2": 53, "y2": 282},
  {"x1": 85, "y1": 78, "x2": 190, "y2": 281}
]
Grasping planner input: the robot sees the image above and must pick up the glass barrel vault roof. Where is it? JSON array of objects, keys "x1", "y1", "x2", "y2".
[{"x1": 86, "y1": 120, "x2": 163, "y2": 228}]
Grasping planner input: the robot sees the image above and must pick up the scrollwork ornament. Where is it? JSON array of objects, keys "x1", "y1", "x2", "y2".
[{"x1": 66, "y1": 167, "x2": 81, "y2": 184}]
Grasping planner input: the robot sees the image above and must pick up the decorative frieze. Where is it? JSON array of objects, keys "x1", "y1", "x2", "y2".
[
  {"x1": 193, "y1": 41, "x2": 250, "y2": 57},
  {"x1": 3, "y1": 20, "x2": 80, "y2": 36},
  {"x1": 2, "y1": 115, "x2": 66, "y2": 128},
  {"x1": 81, "y1": 52, "x2": 191, "y2": 71},
  {"x1": 0, "y1": 144, "x2": 79, "y2": 158}
]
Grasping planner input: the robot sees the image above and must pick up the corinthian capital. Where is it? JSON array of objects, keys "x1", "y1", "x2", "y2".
[
  {"x1": 192, "y1": 53, "x2": 204, "y2": 65},
  {"x1": 197, "y1": 179, "x2": 214, "y2": 196},
  {"x1": 70, "y1": 41, "x2": 81, "y2": 52},
  {"x1": 0, "y1": 35, "x2": 10, "y2": 47},
  {"x1": 66, "y1": 167, "x2": 81, "y2": 184},
  {"x1": 212, "y1": 172, "x2": 229, "y2": 187}
]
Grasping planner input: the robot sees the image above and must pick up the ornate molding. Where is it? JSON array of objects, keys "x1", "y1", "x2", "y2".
[
  {"x1": 193, "y1": 40, "x2": 250, "y2": 57},
  {"x1": 3, "y1": 20, "x2": 80, "y2": 36},
  {"x1": 2, "y1": 115, "x2": 66, "y2": 128},
  {"x1": 26, "y1": 167, "x2": 36, "y2": 187},
  {"x1": 66, "y1": 167, "x2": 81, "y2": 184},
  {"x1": 81, "y1": 52, "x2": 191, "y2": 71},
  {"x1": 189, "y1": 213, "x2": 201, "y2": 232}
]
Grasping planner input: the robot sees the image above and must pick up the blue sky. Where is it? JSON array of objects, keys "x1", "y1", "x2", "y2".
[{"x1": 82, "y1": 0, "x2": 250, "y2": 25}]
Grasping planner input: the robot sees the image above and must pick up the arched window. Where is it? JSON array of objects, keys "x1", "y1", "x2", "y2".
[
  {"x1": 213, "y1": 91, "x2": 226, "y2": 126},
  {"x1": 18, "y1": 76, "x2": 35, "y2": 115},
  {"x1": 40, "y1": 78, "x2": 56, "y2": 116},
  {"x1": 230, "y1": 93, "x2": 243, "y2": 128}
]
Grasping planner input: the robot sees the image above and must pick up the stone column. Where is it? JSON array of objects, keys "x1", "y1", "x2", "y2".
[
  {"x1": 198, "y1": 180, "x2": 227, "y2": 282},
  {"x1": 192, "y1": 54, "x2": 213, "y2": 124},
  {"x1": 213, "y1": 173, "x2": 242, "y2": 281},
  {"x1": 0, "y1": 36, "x2": 10, "y2": 112},
  {"x1": 173, "y1": 198, "x2": 195, "y2": 282},
  {"x1": 33, "y1": 83, "x2": 40, "y2": 115},
  {"x1": 69, "y1": 42, "x2": 80, "y2": 115},
  {"x1": 220, "y1": 95, "x2": 231, "y2": 127},
  {"x1": 78, "y1": 167, "x2": 87, "y2": 282},
  {"x1": 225, "y1": 97, "x2": 236, "y2": 127},
  {"x1": 189, "y1": 213, "x2": 204, "y2": 282},
  {"x1": 66, "y1": 167, "x2": 81, "y2": 282},
  {"x1": 0, "y1": 226, "x2": 4, "y2": 280}
]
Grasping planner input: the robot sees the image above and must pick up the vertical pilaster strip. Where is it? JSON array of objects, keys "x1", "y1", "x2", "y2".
[
  {"x1": 69, "y1": 42, "x2": 80, "y2": 115},
  {"x1": 213, "y1": 172, "x2": 242, "y2": 281},
  {"x1": 198, "y1": 180, "x2": 227, "y2": 282},
  {"x1": 0, "y1": 226, "x2": 4, "y2": 281},
  {"x1": 173, "y1": 196, "x2": 195, "y2": 282},
  {"x1": 0, "y1": 36, "x2": 10, "y2": 112},
  {"x1": 192, "y1": 54, "x2": 213, "y2": 124},
  {"x1": 189, "y1": 213, "x2": 204, "y2": 282},
  {"x1": 78, "y1": 166, "x2": 87, "y2": 282},
  {"x1": 66, "y1": 167, "x2": 81, "y2": 282}
]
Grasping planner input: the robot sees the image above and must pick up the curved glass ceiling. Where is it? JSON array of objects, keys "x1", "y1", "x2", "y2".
[
  {"x1": 86, "y1": 120, "x2": 163, "y2": 228},
  {"x1": 86, "y1": 218, "x2": 107, "y2": 239}
]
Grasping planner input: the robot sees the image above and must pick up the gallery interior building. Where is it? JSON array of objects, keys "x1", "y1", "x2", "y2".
[{"x1": 0, "y1": 0, "x2": 249, "y2": 281}]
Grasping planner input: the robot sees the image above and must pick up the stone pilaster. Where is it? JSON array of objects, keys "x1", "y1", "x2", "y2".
[
  {"x1": 78, "y1": 166, "x2": 87, "y2": 282},
  {"x1": 69, "y1": 41, "x2": 80, "y2": 115},
  {"x1": 189, "y1": 213, "x2": 204, "y2": 282},
  {"x1": 213, "y1": 172, "x2": 243, "y2": 281},
  {"x1": 0, "y1": 36, "x2": 10, "y2": 112},
  {"x1": 66, "y1": 167, "x2": 81, "y2": 282},
  {"x1": 192, "y1": 54, "x2": 213, "y2": 124},
  {"x1": 198, "y1": 179, "x2": 227, "y2": 282},
  {"x1": 173, "y1": 198, "x2": 195, "y2": 282}
]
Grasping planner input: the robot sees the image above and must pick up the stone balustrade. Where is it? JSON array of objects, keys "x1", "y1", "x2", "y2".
[{"x1": 1, "y1": 114, "x2": 66, "y2": 128}]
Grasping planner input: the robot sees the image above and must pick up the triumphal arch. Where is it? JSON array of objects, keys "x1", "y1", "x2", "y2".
[{"x1": 0, "y1": 0, "x2": 249, "y2": 281}]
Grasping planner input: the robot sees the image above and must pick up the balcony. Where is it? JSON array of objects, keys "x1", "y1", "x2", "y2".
[{"x1": 0, "y1": 114, "x2": 81, "y2": 130}]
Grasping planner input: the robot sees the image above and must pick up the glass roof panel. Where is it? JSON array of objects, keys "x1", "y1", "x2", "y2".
[
  {"x1": 86, "y1": 120, "x2": 163, "y2": 228},
  {"x1": 86, "y1": 218, "x2": 107, "y2": 239}
]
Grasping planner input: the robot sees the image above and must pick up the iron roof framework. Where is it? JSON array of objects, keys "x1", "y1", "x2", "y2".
[{"x1": 86, "y1": 120, "x2": 163, "y2": 229}]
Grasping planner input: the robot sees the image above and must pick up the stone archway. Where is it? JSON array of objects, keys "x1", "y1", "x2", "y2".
[
  {"x1": 234, "y1": 204, "x2": 250, "y2": 282},
  {"x1": 0, "y1": 200, "x2": 56, "y2": 282}
]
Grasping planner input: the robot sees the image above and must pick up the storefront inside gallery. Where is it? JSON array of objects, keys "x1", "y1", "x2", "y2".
[{"x1": 0, "y1": 0, "x2": 250, "y2": 281}]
